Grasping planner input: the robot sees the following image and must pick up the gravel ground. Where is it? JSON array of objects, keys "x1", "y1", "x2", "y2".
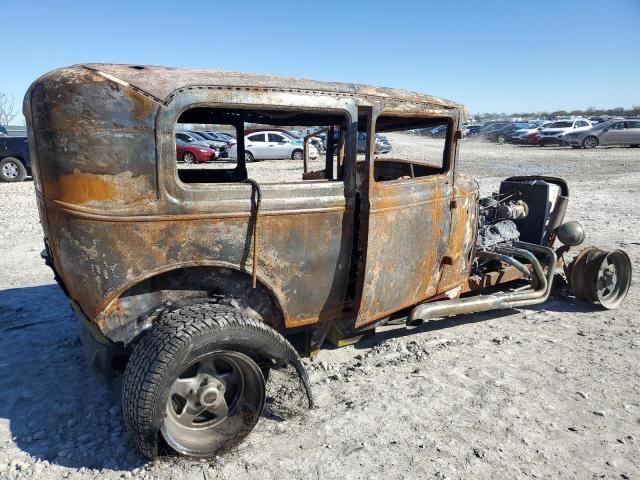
[{"x1": 0, "y1": 139, "x2": 639, "y2": 479}]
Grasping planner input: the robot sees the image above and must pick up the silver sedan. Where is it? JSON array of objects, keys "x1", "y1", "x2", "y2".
[{"x1": 564, "y1": 120, "x2": 640, "y2": 149}]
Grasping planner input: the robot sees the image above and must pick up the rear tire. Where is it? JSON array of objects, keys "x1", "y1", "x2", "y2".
[
  {"x1": 122, "y1": 303, "x2": 304, "y2": 458},
  {"x1": 292, "y1": 149, "x2": 303, "y2": 161},
  {"x1": 0, "y1": 157, "x2": 27, "y2": 182},
  {"x1": 496, "y1": 135, "x2": 506, "y2": 145},
  {"x1": 183, "y1": 152, "x2": 196, "y2": 164},
  {"x1": 245, "y1": 151, "x2": 255, "y2": 163}
]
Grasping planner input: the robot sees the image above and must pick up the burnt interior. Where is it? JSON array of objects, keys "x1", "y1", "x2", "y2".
[
  {"x1": 176, "y1": 107, "x2": 347, "y2": 184},
  {"x1": 175, "y1": 107, "x2": 453, "y2": 184}
]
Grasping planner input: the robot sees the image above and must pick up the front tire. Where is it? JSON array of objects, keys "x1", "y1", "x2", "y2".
[
  {"x1": 0, "y1": 157, "x2": 27, "y2": 182},
  {"x1": 292, "y1": 149, "x2": 303, "y2": 161},
  {"x1": 122, "y1": 303, "x2": 304, "y2": 458},
  {"x1": 496, "y1": 134, "x2": 506, "y2": 145},
  {"x1": 583, "y1": 136, "x2": 599, "y2": 149}
]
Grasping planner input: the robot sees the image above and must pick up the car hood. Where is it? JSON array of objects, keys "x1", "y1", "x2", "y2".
[{"x1": 512, "y1": 128, "x2": 537, "y2": 135}]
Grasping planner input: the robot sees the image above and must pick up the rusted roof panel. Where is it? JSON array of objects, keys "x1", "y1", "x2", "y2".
[{"x1": 81, "y1": 63, "x2": 460, "y2": 109}]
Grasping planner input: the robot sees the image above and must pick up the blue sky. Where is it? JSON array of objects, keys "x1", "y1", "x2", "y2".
[{"x1": 1, "y1": 0, "x2": 639, "y2": 122}]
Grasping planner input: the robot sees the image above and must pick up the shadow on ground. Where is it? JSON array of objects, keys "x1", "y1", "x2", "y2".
[
  {"x1": 0, "y1": 283, "x2": 145, "y2": 471},
  {"x1": 349, "y1": 295, "x2": 604, "y2": 351}
]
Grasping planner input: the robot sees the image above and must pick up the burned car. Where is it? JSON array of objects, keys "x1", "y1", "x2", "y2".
[{"x1": 24, "y1": 64, "x2": 632, "y2": 459}]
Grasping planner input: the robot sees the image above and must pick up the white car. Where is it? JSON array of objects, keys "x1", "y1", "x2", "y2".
[
  {"x1": 537, "y1": 119, "x2": 592, "y2": 146},
  {"x1": 509, "y1": 121, "x2": 553, "y2": 143},
  {"x1": 229, "y1": 130, "x2": 319, "y2": 162}
]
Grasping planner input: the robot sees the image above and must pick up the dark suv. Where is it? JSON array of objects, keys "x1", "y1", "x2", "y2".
[{"x1": 0, "y1": 135, "x2": 31, "y2": 182}]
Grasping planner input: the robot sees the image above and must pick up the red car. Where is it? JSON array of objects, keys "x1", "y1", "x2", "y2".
[
  {"x1": 176, "y1": 141, "x2": 216, "y2": 163},
  {"x1": 527, "y1": 132, "x2": 540, "y2": 145}
]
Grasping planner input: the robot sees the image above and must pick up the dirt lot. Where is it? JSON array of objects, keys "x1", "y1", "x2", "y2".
[{"x1": 0, "y1": 138, "x2": 639, "y2": 480}]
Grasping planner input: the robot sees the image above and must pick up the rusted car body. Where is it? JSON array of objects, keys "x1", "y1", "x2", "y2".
[{"x1": 24, "y1": 64, "x2": 631, "y2": 458}]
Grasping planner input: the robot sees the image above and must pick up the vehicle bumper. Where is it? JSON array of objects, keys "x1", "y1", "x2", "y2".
[
  {"x1": 538, "y1": 136, "x2": 565, "y2": 146},
  {"x1": 194, "y1": 152, "x2": 215, "y2": 162}
]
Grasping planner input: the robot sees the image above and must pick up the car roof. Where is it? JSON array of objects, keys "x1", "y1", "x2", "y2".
[{"x1": 66, "y1": 64, "x2": 460, "y2": 112}]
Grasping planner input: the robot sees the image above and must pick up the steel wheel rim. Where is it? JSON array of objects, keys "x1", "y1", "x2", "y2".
[
  {"x1": 595, "y1": 251, "x2": 631, "y2": 308},
  {"x1": 161, "y1": 350, "x2": 265, "y2": 457},
  {"x1": 2, "y1": 161, "x2": 18, "y2": 178}
]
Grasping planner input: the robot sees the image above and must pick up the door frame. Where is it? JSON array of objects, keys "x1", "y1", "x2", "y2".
[{"x1": 352, "y1": 106, "x2": 459, "y2": 328}]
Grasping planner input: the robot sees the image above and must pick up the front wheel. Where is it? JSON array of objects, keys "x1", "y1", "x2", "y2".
[
  {"x1": 122, "y1": 303, "x2": 307, "y2": 458},
  {"x1": 292, "y1": 149, "x2": 303, "y2": 161},
  {"x1": 496, "y1": 134, "x2": 506, "y2": 145},
  {"x1": 0, "y1": 157, "x2": 27, "y2": 182},
  {"x1": 582, "y1": 136, "x2": 599, "y2": 149}
]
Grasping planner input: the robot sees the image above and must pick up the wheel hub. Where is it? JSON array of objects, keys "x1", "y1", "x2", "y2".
[
  {"x1": 198, "y1": 381, "x2": 225, "y2": 407},
  {"x1": 161, "y1": 350, "x2": 265, "y2": 457},
  {"x1": 2, "y1": 162, "x2": 18, "y2": 178}
]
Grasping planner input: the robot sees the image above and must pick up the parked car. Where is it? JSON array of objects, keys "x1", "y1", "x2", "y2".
[
  {"x1": 201, "y1": 131, "x2": 235, "y2": 147},
  {"x1": 427, "y1": 125, "x2": 448, "y2": 138},
  {"x1": 477, "y1": 121, "x2": 511, "y2": 141},
  {"x1": 486, "y1": 122, "x2": 539, "y2": 144},
  {"x1": 462, "y1": 124, "x2": 482, "y2": 137},
  {"x1": 183, "y1": 131, "x2": 228, "y2": 157},
  {"x1": 0, "y1": 135, "x2": 30, "y2": 182},
  {"x1": 228, "y1": 130, "x2": 319, "y2": 162},
  {"x1": 176, "y1": 139, "x2": 217, "y2": 163},
  {"x1": 356, "y1": 132, "x2": 392, "y2": 153},
  {"x1": 537, "y1": 119, "x2": 592, "y2": 146},
  {"x1": 564, "y1": 119, "x2": 640, "y2": 149},
  {"x1": 509, "y1": 121, "x2": 553, "y2": 144}
]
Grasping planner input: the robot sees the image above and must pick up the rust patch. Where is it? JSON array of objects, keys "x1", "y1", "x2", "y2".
[
  {"x1": 49, "y1": 169, "x2": 153, "y2": 207},
  {"x1": 125, "y1": 87, "x2": 157, "y2": 122}
]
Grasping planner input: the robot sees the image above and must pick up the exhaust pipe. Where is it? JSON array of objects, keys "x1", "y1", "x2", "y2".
[{"x1": 408, "y1": 241, "x2": 556, "y2": 324}]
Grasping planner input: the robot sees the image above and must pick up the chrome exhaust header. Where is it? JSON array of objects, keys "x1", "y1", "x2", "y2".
[{"x1": 408, "y1": 242, "x2": 557, "y2": 324}]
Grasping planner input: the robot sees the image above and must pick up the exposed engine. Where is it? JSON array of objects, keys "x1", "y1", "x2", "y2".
[
  {"x1": 473, "y1": 176, "x2": 570, "y2": 277},
  {"x1": 477, "y1": 195, "x2": 529, "y2": 249}
]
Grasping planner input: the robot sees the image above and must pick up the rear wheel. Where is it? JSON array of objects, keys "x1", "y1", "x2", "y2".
[
  {"x1": 582, "y1": 136, "x2": 599, "y2": 149},
  {"x1": 245, "y1": 151, "x2": 255, "y2": 163},
  {"x1": 496, "y1": 134, "x2": 506, "y2": 145},
  {"x1": 183, "y1": 152, "x2": 196, "y2": 164},
  {"x1": 122, "y1": 303, "x2": 306, "y2": 458},
  {"x1": 0, "y1": 157, "x2": 27, "y2": 182},
  {"x1": 292, "y1": 149, "x2": 303, "y2": 161}
]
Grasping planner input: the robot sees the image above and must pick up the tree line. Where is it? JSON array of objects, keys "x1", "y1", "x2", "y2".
[{"x1": 476, "y1": 105, "x2": 640, "y2": 121}]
